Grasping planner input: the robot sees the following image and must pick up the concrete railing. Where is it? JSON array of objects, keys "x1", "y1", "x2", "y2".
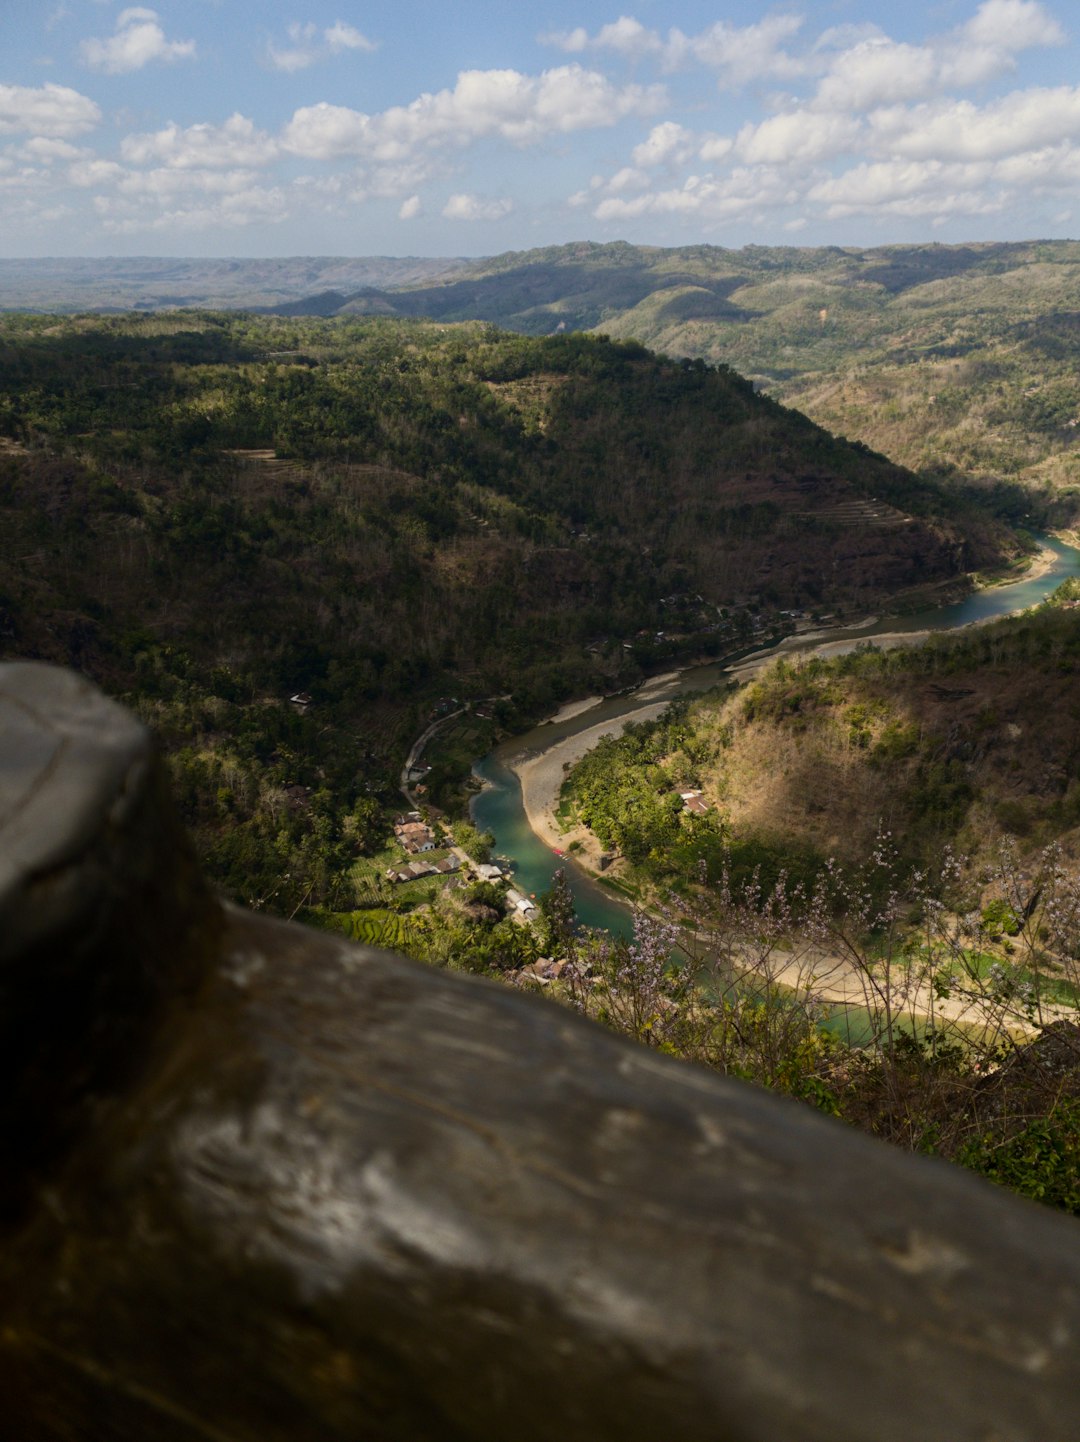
[{"x1": 1, "y1": 660, "x2": 1077, "y2": 1442}]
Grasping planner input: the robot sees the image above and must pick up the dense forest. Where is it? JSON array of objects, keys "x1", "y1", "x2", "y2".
[
  {"x1": 0, "y1": 310, "x2": 1016, "y2": 912},
  {"x1": 12, "y1": 241, "x2": 1078, "y2": 527}
]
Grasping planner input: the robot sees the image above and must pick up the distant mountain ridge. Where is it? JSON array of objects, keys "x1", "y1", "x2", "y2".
[{"x1": 0, "y1": 255, "x2": 466, "y2": 312}]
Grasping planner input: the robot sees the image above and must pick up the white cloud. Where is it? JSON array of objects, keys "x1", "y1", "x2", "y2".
[
  {"x1": 594, "y1": 166, "x2": 796, "y2": 223},
  {"x1": 17, "y1": 136, "x2": 84, "y2": 164},
  {"x1": 993, "y1": 143, "x2": 1080, "y2": 187},
  {"x1": 632, "y1": 121, "x2": 695, "y2": 168},
  {"x1": 281, "y1": 64, "x2": 664, "y2": 160},
  {"x1": 80, "y1": 8, "x2": 196, "y2": 74},
  {"x1": 540, "y1": 26, "x2": 588, "y2": 53},
  {"x1": 116, "y1": 167, "x2": 265, "y2": 198},
  {"x1": 589, "y1": 16, "x2": 664, "y2": 60},
  {"x1": 398, "y1": 194, "x2": 421, "y2": 219},
  {"x1": 873, "y1": 88, "x2": 1080, "y2": 162},
  {"x1": 68, "y1": 157, "x2": 125, "y2": 187},
  {"x1": 812, "y1": 23, "x2": 889, "y2": 54},
  {"x1": 605, "y1": 165, "x2": 650, "y2": 192},
  {"x1": 543, "y1": 14, "x2": 805, "y2": 84},
  {"x1": 267, "y1": 22, "x2": 319, "y2": 73},
  {"x1": 814, "y1": 39, "x2": 938, "y2": 111},
  {"x1": 97, "y1": 181, "x2": 288, "y2": 233},
  {"x1": 554, "y1": 1, "x2": 1080, "y2": 241},
  {"x1": 962, "y1": 0, "x2": 1064, "y2": 50},
  {"x1": 280, "y1": 102, "x2": 365, "y2": 156},
  {"x1": 267, "y1": 19, "x2": 377, "y2": 70},
  {"x1": 677, "y1": 16, "x2": 806, "y2": 84},
  {"x1": 698, "y1": 135, "x2": 734, "y2": 163},
  {"x1": 325, "y1": 21, "x2": 376, "y2": 53},
  {"x1": 0, "y1": 83, "x2": 100, "y2": 137},
  {"x1": 442, "y1": 192, "x2": 513, "y2": 221},
  {"x1": 735, "y1": 110, "x2": 862, "y2": 166},
  {"x1": 121, "y1": 114, "x2": 277, "y2": 169},
  {"x1": 806, "y1": 159, "x2": 1006, "y2": 219},
  {"x1": 814, "y1": 0, "x2": 1064, "y2": 112}
]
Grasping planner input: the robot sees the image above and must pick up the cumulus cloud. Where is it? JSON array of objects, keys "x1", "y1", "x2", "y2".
[
  {"x1": 807, "y1": 159, "x2": 1007, "y2": 219},
  {"x1": 267, "y1": 19, "x2": 376, "y2": 71},
  {"x1": 91, "y1": 165, "x2": 289, "y2": 232},
  {"x1": 594, "y1": 165, "x2": 796, "y2": 223},
  {"x1": 698, "y1": 135, "x2": 734, "y2": 163},
  {"x1": 16, "y1": 137, "x2": 85, "y2": 164},
  {"x1": 735, "y1": 110, "x2": 862, "y2": 166},
  {"x1": 325, "y1": 21, "x2": 376, "y2": 53},
  {"x1": 102, "y1": 185, "x2": 289, "y2": 232},
  {"x1": 872, "y1": 88, "x2": 1080, "y2": 162},
  {"x1": 116, "y1": 167, "x2": 266, "y2": 198},
  {"x1": 579, "y1": 16, "x2": 664, "y2": 60},
  {"x1": 17, "y1": 0, "x2": 1080, "y2": 247},
  {"x1": 813, "y1": 0, "x2": 1063, "y2": 109},
  {"x1": 962, "y1": 0, "x2": 1064, "y2": 49},
  {"x1": 576, "y1": 0, "x2": 1075, "y2": 237},
  {"x1": 80, "y1": 8, "x2": 196, "y2": 74},
  {"x1": 68, "y1": 157, "x2": 125, "y2": 187},
  {"x1": 442, "y1": 193, "x2": 513, "y2": 221},
  {"x1": 632, "y1": 121, "x2": 695, "y2": 168},
  {"x1": 813, "y1": 39, "x2": 939, "y2": 111},
  {"x1": 605, "y1": 165, "x2": 650, "y2": 192},
  {"x1": 121, "y1": 114, "x2": 277, "y2": 169},
  {"x1": 675, "y1": 16, "x2": 806, "y2": 84},
  {"x1": 543, "y1": 14, "x2": 805, "y2": 84},
  {"x1": 281, "y1": 64, "x2": 664, "y2": 160},
  {"x1": 0, "y1": 83, "x2": 100, "y2": 137}
]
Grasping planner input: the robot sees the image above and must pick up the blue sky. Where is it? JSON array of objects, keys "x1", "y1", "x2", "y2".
[{"x1": 3, "y1": 0, "x2": 1080, "y2": 257}]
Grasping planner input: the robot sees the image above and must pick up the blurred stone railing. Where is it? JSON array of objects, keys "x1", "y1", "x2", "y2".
[{"x1": 1, "y1": 660, "x2": 1077, "y2": 1442}]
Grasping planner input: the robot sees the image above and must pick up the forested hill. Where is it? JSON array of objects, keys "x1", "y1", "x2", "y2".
[
  {"x1": 0, "y1": 311, "x2": 1016, "y2": 907},
  {"x1": 337, "y1": 238, "x2": 1080, "y2": 519},
  {"x1": 9, "y1": 241, "x2": 1079, "y2": 517}
]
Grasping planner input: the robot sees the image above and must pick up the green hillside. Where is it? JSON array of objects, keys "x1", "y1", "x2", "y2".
[
  {"x1": 424, "y1": 242, "x2": 1080, "y2": 517},
  {"x1": 311, "y1": 239, "x2": 1080, "y2": 521},
  {"x1": 0, "y1": 310, "x2": 1013, "y2": 913},
  {"x1": 10, "y1": 242, "x2": 1080, "y2": 518}
]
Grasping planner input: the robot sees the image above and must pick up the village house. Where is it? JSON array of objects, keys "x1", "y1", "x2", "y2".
[
  {"x1": 394, "y1": 816, "x2": 437, "y2": 853},
  {"x1": 505, "y1": 888, "x2": 538, "y2": 920},
  {"x1": 388, "y1": 859, "x2": 437, "y2": 883},
  {"x1": 680, "y1": 790, "x2": 712, "y2": 817}
]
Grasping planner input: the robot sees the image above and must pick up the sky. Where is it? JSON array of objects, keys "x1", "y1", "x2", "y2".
[{"x1": 3, "y1": 0, "x2": 1080, "y2": 257}]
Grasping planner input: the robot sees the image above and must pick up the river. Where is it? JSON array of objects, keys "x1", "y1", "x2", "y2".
[{"x1": 471, "y1": 534, "x2": 1080, "y2": 941}]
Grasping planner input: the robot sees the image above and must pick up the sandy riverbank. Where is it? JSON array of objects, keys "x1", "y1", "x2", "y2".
[
  {"x1": 509, "y1": 701, "x2": 672, "y2": 864},
  {"x1": 743, "y1": 944, "x2": 1061, "y2": 1039},
  {"x1": 542, "y1": 695, "x2": 604, "y2": 726},
  {"x1": 1001, "y1": 542, "x2": 1058, "y2": 586}
]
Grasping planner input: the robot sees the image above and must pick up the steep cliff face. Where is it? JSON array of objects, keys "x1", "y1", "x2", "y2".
[{"x1": 1, "y1": 660, "x2": 1079, "y2": 1442}]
